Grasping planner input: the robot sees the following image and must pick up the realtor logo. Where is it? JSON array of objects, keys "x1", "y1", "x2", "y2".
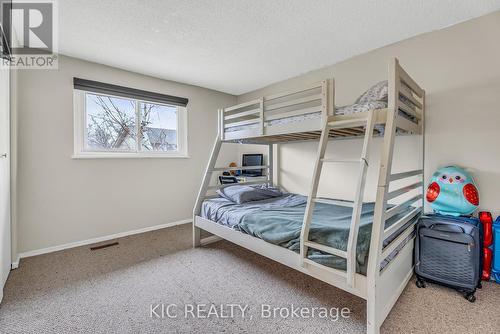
[{"x1": 1, "y1": 0, "x2": 58, "y2": 68}]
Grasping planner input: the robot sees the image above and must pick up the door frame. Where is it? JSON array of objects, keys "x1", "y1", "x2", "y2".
[{"x1": 0, "y1": 63, "x2": 11, "y2": 303}]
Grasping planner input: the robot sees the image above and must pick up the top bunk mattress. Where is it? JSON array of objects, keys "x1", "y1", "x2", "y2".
[{"x1": 201, "y1": 193, "x2": 417, "y2": 275}]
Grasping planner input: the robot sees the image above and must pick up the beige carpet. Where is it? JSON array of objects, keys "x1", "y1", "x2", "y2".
[{"x1": 0, "y1": 223, "x2": 499, "y2": 333}]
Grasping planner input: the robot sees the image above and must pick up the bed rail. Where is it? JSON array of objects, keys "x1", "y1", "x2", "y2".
[
  {"x1": 220, "y1": 66, "x2": 423, "y2": 143},
  {"x1": 220, "y1": 98, "x2": 264, "y2": 139},
  {"x1": 395, "y1": 62, "x2": 424, "y2": 135},
  {"x1": 383, "y1": 168, "x2": 424, "y2": 242},
  {"x1": 220, "y1": 80, "x2": 331, "y2": 141}
]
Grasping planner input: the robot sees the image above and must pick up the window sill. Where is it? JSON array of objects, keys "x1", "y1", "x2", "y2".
[{"x1": 72, "y1": 152, "x2": 190, "y2": 159}]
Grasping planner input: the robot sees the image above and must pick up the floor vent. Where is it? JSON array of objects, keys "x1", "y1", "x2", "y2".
[{"x1": 90, "y1": 242, "x2": 119, "y2": 251}]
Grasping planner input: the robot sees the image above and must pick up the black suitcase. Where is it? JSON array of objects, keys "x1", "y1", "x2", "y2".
[{"x1": 414, "y1": 214, "x2": 482, "y2": 302}]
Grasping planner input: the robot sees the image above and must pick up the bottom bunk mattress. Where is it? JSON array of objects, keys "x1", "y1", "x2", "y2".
[{"x1": 201, "y1": 193, "x2": 415, "y2": 275}]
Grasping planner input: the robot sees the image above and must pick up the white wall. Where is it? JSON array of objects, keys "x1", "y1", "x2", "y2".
[
  {"x1": 271, "y1": 137, "x2": 421, "y2": 202},
  {"x1": 15, "y1": 55, "x2": 237, "y2": 254},
  {"x1": 238, "y1": 11, "x2": 500, "y2": 216}
]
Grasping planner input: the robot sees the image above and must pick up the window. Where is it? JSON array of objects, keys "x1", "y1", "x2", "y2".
[{"x1": 73, "y1": 79, "x2": 188, "y2": 158}]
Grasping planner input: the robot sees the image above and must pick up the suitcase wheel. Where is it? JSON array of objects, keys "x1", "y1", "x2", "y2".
[
  {"x1": 464, "y1": 292, "x2": 476, "y2": 303},
  {"x1": 416, "y1": 278, "x2": 426, "y2": 289}
]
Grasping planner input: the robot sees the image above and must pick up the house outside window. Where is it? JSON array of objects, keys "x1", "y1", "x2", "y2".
[{"x1": 73, "y1": 79, "x2": 188, "y2": 158}]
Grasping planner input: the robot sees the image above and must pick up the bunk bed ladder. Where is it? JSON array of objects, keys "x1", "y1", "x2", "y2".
[{"x1": 300, "y1": 109, "x2": 376, "y2": 287}]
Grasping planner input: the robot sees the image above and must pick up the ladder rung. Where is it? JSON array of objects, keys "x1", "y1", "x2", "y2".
[
  {"x1": 313, "y1": 198, "x2": 354, "y2": 207},
  {"x1": 302, "y1": 258, "x2": 347, "y2": 277},
  {"x1": 321, "y1": 158, "x2": 361, "y2": 163},
  {"x1": 320, "y1": 158, "x2": 368, "y2": 166},
  {"x1": 305, "y1": 241, "x2": 347, "y2": 258}
]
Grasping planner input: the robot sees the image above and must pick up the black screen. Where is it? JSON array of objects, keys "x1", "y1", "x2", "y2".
[{"x1": 242, "y1": 154, "x2": 263, "y2": 176}]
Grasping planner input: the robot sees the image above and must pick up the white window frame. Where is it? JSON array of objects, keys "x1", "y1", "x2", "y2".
[{"x1": 73, "y1": 89, "x2": 188, "y2": 159}]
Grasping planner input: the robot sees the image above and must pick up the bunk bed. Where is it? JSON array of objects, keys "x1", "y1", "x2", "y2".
[{"x1": 193, "y1": 58, "x2": 425, "y2": 334}]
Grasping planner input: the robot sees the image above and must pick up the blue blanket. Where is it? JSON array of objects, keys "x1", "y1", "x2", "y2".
[
  {"x1": 237, "y1": 201, "x2": 384, "y2": 274},
  {"x1": 202, "y1": 195, "x2": 411, "y2": 275}
]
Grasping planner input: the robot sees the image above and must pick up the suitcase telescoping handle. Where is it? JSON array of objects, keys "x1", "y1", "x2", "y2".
[{"x1": 429, "y1": 223, "x2": 465, "y2": 234}]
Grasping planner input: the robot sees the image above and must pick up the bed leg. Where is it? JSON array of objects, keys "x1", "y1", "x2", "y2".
[
  {"x1": 193, "y1": 225, "x2": 201, "y2": 248},
  {"x1": 366, "y1": 297, "x2": 380, "y2": 334},
  {"x1": 366, "y1": 302, "x2": 380, "y2": 334}
]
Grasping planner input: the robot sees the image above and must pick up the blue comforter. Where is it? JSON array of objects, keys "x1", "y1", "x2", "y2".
[
  {"x1": 201, "y1": 194, "x2": 411, "y2": 275},
  {"x1": 238, "y1": 201, "x2": 385, "y2": 274}
]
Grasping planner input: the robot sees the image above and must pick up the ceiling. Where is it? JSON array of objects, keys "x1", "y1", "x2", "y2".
[{"x1": 58, "y1": 1, "x2": 500, "y2": 95}]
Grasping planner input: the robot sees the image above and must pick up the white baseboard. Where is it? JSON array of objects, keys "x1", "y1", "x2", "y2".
[
  {"x1": 11, "y1": 256, "x2": 19, "y2": 270},
  {"x1": 14, "y1": 218, "x2": 192, "y2": 266}
]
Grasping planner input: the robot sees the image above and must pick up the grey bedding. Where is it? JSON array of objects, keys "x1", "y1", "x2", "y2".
[
  {"x1": 201, "y1": 193, "x2": 307, "y2": 228},
  {"x1": 201, "y1": 194, "x2": 415, "y2": 275}
]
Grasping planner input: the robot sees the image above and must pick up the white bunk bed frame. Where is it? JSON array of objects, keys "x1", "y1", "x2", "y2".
[{"x1": 193, "y1": 58, "x2": 425, "y2": 334}]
